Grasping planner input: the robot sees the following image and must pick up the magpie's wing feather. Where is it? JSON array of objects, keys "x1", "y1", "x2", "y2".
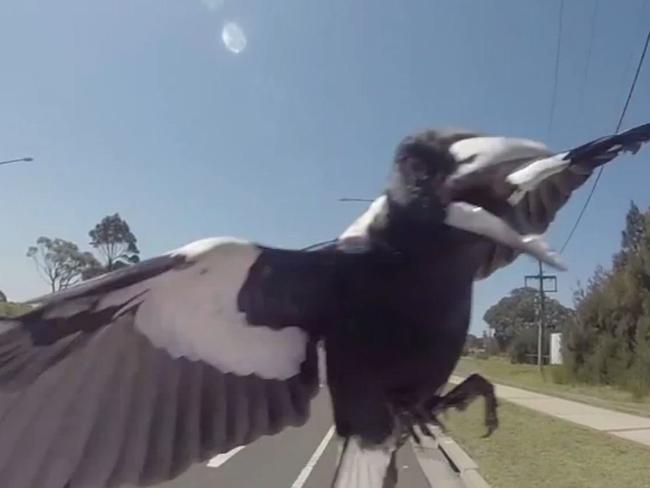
[
  {"x1": 0, "y1": 237, "x2": 338, "y2": 488},
  {"x1": 445, "y1": 123, "x2": 650, "y2": 279}
]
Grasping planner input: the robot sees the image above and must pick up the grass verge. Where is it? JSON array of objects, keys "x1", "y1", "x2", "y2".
[
  {"x1": 444, "y1": 399, "x2": 650, "y2": 488},
  {"x1": 455, "y1": 356, "x2": 650, "y2": 417}
]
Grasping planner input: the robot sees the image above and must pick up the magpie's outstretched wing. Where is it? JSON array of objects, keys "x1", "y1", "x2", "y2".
[
  {"x1": 442, "y1": 123, "x2": 650, "y2": 278},
  {"x1": 0, "y1": 237, "x2": 340, "y2": 488}
]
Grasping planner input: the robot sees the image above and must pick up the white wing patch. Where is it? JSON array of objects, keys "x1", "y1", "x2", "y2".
[
  {"x1": 449, "y1": 136, "x2": 550, "y2": 178},
  {"x1": 167, "y1": 236, "x2": 253, "y2": 260},
  {"x1": 506, "y1": 151, "x2": 570, "y2": 203},
  {"x1": 338, "y1": 196, "x2": 387, "y2": 252},
  {"x1": 99, "y1": 238, "x2": 308, "y2": 380}
]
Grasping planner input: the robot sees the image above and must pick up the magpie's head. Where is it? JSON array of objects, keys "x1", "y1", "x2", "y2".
[
  {"x1": 387, "y1": 130, "x2": 458, "y2": 225},
  {"x1": 343, "y1": 127, "x2": 567, "y2": 270},
  {"x1": 383, "y1": 127, "x2": 567, "y2": 271}
]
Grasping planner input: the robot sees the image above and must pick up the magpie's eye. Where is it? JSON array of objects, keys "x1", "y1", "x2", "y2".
[{"x1": 408, "y1": 157, "x2": 427, "y2": 175}]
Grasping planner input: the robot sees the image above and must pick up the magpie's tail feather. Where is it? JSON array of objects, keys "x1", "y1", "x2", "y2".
[
  {"x1": 330, "y1": 436, "x2": 398, "y2": 488},
  {"x1": 566, "y1": 122, "x2": 650, "y2": 168}
]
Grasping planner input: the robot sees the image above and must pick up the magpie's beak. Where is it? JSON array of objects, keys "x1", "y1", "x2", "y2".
[
  {"x1": 443, "y1": 201, "x2": 566, "y2": 270},
  {"x1": 439, "y1": 153, "x2": 569, "y2": 271}
]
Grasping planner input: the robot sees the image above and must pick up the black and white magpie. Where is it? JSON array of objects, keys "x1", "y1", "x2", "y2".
[{"x1": 0, "y1": 123, "x2": 648, "y2": 488}]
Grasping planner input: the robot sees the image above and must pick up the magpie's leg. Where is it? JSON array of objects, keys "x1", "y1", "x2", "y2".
[
  {"x1": 407, "y1": 423, "x2": 421, "y2": 445},
  {"x1": 416, "y1": 417, "x2": 435, "y2": 438},
  {"x1": 426, "y1": 374, "x2": 499, "y2": 437},
  {"x1": 413, "y1": 404, "x2": 446, "y2": 436},
  {"x1": 382, "y1": 450, "x2": 398, "y2": 488},
  {"x1": 396, "y1": 403, "x2": 446, "y2": 445}
]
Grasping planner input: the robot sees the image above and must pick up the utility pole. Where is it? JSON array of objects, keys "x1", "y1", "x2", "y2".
[
  {"x1": 525, "y1": 260, "x2": 557, "y2": 374},
  {"x1": 537, "y1": 260, "x2": 546, "y2": 374}
]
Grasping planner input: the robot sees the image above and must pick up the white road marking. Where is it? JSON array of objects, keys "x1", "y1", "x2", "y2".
[
  {"x1": 290, "y1": 425, "x2": 337, "y2": 488},
  {"x1": 207, "y1": 446, "x2": 246, "y2": 468}
]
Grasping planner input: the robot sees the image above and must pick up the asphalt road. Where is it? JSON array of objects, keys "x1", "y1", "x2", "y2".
[{"x1": 150, "y1": 387, "x2": 463, "y2": 488}]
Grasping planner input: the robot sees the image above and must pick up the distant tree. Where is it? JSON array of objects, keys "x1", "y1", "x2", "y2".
[
  {"x1": 89, "y1": 213, "x2": 140, "y2": 273},
  {"x1": 484, "y1": 288, "x2": 536, "y2": 351},
  {"x1": 508, "y1": 327, "x2": 540, "y2": 364},
  {"x1": 613, "y1": 201, "x2": 645, "y2": 269},
  {"x1": 80, "y1": 260, "x2": 107, "y2": 281},
  {"x1": 27, "y1": 237, "x2": 101, "y2": 292},
  {"x1": 462, "y1": 333, "x2": 483, "y2": 355},
  {"x1": 482, "y1": 330, "x2": 500, "y2": 357},
  {"x1": 0, "y1": 290, "x2": 6, "y2": 302},
  {"x1": 466, "y1": 333, "x2": 483, "y2": 349},
  {"x1": 484, "y1": 287, "x2": 574, "y2": 352},
  {"x1": 564, "y1": 203, "x2": 650, "y2": 394}
]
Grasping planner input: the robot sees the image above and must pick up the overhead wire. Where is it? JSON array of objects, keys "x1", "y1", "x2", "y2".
[
  {"x1": 547, "y1": 0, "x2": 565, "y2": 141},
  {"x1": 576, "y1": 0, "x2": 599, "y2": 116},
  {"x1": 301, "y1": 239, "x2": 337, "y2": 251},
  {"x1": 559, "y1": 24, "x2": 650, "y2": 253},
  {"x1": 534, "y1": 0, "x2": 564, "y2": 273}
]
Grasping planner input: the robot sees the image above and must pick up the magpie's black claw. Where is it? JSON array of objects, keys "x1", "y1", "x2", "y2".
[
  {"x1": 408, "y1": 424, "x2": 421, "y2": 445},
  {"x1": 432, "y1": 415, "x2": 448, "y2": 433},
  {"x1": 418, "y1": 421, "x2": 434, "y2": 438},
  {"x1": 453, "y1": 399, "x2": 470, "y2": 412},
  {"x1": 482, "y1": 425, "x2": 496, "y2": 438},
  {"x1": 483, "y1": 400, "x2": 499, "y2": 438}
]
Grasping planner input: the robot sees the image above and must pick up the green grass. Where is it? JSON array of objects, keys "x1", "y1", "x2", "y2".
[
  {"x1": 445, "y1": 399, "x2": 650, "y2": 488},
  {"x1": 455, "y1": 356, "x2": 650, "y2": 417},
  {"x1": 0, "y1": 301, "x2": 31, "y2": 318}
]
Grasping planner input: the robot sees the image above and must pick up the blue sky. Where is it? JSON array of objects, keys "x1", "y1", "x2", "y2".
[{"x1": 1, "y1": 0, "x2": 649, "y2": 334}]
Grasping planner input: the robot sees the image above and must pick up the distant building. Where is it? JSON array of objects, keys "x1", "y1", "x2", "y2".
[{"x1": 550, "y1": 332, "x2": 563, "y2": 365}]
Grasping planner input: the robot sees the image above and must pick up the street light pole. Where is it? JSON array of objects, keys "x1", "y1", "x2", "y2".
[
  {"x1": 0, "y1": 157, "x2": 34, "y2": 167},
  {"x1": 338, "y1": 197, "x2": 374, "y2": 203}
]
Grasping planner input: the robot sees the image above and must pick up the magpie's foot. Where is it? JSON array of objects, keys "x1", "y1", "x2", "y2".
[
  {"x1": 418, "y1": 419, "x2": 435, "y2": 438},
  {"x1": 482, "y1": 397, "x2": 499, "y2": 438},
  {"x1": 398, "y1": 407, "x2": 443, "y2": 445},
  {"x1": 412, "y1": 405, "x2": 446, "y2": 438},
  {"x1": 425, "y1": 374, "x2": 500, "y2": 438}
]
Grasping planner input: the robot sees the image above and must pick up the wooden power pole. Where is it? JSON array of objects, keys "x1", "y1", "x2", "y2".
[{"x1": 525, "y1": 261, "x2": 557, "y2": 373}]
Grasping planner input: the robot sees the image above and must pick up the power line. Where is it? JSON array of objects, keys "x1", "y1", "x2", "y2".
[
  {"x1": 615, "y1": 29, "x2": 650, "y2": 131},
  {"x1": 531, "y1": 3, "x2": 565, "y2": 375},
  {"x1": 547, "y1": 0, "x2": 565, "y2": 140},
  {"x1": 560, "y1": 25, "x2": 650, "y2": 253},
  {"x1": 302, "y1": 197, "x2": 374, "y2": 251},
  {"x1": 0, "y1": 157, "x2": 33, "y2": 167},
  {"x1": 301, "y1": 239, "x2": 337, "y2": 251},
  {"x1": 577, "y1": 0, "x2": 599, "y2": 116}
]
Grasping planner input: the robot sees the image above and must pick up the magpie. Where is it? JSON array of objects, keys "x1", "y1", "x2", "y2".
[{"x1": 0, "y1": 123, "x2": 648, "y2": 488}]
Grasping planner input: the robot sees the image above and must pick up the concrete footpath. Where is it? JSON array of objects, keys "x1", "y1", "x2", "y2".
[{"x1": 450, "y1": 375, "x2": 650, "y2": 447}]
